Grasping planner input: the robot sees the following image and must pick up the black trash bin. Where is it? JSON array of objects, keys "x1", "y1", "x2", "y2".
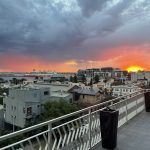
[
  {"x1": 144, "y1": 92, "x2": 150, "y2": 112},
  {"x1": 100, "y1": 107, "x2": 119, "y2": 149}
]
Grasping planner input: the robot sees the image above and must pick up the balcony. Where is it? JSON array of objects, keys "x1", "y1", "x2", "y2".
[
  {"x1": 0, "y1": 90, "x2": 149, "y2": 150},
  {"x1": 93, "y1": 111, "x2": 150, "y2": 150}
]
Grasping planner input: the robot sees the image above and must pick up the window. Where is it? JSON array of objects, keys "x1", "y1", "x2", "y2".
[
  {"x1": 83, "y1": 95, "x2": 85, "y2": 99},
  {"x1": 27, "y1": 107, "x2": 32, "y2": 116},
  {"x1": 115, "y1": 88, "x2": 119, "y2": 91},
  {"x1": 33, "y1": 93, "x2": 37, "y2": 97},
  {"x1": 44, "y1": 91, "x2": 49, "y2": 96}
]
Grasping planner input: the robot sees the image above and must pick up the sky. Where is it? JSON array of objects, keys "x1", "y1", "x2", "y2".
[{"x1": 0, "y1": 0, "x2": 150, "y2": 72}]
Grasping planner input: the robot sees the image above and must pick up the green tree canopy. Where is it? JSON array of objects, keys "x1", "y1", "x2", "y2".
[
  {"x1": 0, "y1": 97, "x2": 3, "y2": 105},
  {"x1": 70, "y1": 76, "x2": 73, "y2": 82},
  {"x1": 94, "y1": 75, "x2": 99, "y2": 83},
  {"x1": 73, "y1": 75, "x2": 78, "y2": 83},
  {"x1": 90, "y1": 79, "x2": 93, "y2": 85},
  {"x1": 40, "y1": 100, "x2": 80, "y2": 121},
  {"x1": 81, "y1": 74, "x2": 86, "y2": 84}
]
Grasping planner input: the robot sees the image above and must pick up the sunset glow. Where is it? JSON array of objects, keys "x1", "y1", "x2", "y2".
[
  {"x1": 0, "y1": 0, "x2": 150, "y2": 72},
  {"x1": 127, "y1": 66, "x2": 144, "y2": 72}
]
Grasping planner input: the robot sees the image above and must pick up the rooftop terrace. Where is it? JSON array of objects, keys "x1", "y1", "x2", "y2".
[
  {"x1": 0, "y1": 89, "x2": 150, "y2": 150},
  {"x1": 93, "y1": 111, "x2": 150, "y2": 150}
]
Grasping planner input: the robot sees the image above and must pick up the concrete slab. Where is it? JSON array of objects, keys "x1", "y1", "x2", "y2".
[{"x1": 93, "y1": 111, "x2": 150, "y2": 150}]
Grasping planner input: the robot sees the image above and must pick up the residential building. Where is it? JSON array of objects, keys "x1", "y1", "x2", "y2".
[
  {"x1": 72, "y1": 86, "x2": 103, "y2": 104},
  {"x1": 112, "y1": 85, "x2": 141, "y2": 97},
  {"x1": 131, "y1": 71, "x2": 150, "y2": 83},
  {"x1": 28, "y1": 82, "x2": 78, "y2": 102},
  {"x1": 3, "y1": 87, "x2": 51, "y2": 128},
  {"x1": 78, "y1": 68, "x2": 100, "y2": 78},
  {"x1": 0, "y1": 88, "x2": 147, "y2": 150},
  {"x1": 0, "y1": 105, "x2": 4, "y2": 128}
]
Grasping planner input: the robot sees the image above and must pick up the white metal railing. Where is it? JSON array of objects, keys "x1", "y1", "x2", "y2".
[{"x1": 0, "y1": 89, "x2": 149, "y2": 150}]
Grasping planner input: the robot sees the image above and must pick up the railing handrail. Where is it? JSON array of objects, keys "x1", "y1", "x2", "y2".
[{"x1": 0, "y1": 89, "x2": 148, "y2": 142}]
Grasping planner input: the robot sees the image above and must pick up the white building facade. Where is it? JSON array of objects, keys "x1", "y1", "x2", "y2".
[
  {"x1": 131, "y1": 71, "x2": 150, "y2": 83},
  {"x1": 0, "y1": 105, "x2": 4, "y2": 128},
  {"x1": 3, "y1": 87, "x2": 50, "y2": 128},
  {"x1": 112, "y1": 85, "x2": 141, "y2": 97}
]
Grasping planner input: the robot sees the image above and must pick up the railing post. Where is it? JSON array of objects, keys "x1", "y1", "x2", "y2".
[
  {"x1": 88, "y1": 109, "x2": 92, "y2": 149},
  {"x1": 48, "y1": 122, "x2": 52, "y2": 150},
  {"x1": 125, "y1": 100, "x2": 128, "y2": 123},
  {"x1": 136, "y1": 97, "x2": 138, "y2": 115},
  {"x1": 111, "y1": 100, "x2": 113, "y2": 106}
]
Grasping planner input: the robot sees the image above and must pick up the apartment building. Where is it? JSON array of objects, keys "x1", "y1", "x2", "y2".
[
  {"x1": 3, "y1": 87, "x2": 51, "y2": 128},
  {"x1": 131, "y1": 71, "x2": 150, "y2": 83},
  {"x1": 0, "y1": 105, "x2": 4, "y2": 128},
  {"x1": 112, "y1": 85, "x2": 141, "y2": 97},
  {"x1": 72, "y1": 86, "x2": 103, "y2": 104}
]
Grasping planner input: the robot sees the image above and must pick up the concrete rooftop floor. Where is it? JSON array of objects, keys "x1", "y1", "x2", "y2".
[{"x1": 93, "y1": 111, "x2": 150, "y2": 150}]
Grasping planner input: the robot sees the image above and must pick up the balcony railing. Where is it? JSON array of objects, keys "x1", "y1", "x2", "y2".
[{"x1": 0, "y1": 89, "x2": 149, "y2": 150}]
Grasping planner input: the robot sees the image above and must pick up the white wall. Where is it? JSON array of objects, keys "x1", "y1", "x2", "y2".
[
  {"x1": 0, "y1": 106, "x2": 4, "y2": 128},
  {"x1": 4, "y1": 87, "x2": 51, "y2": 128}
]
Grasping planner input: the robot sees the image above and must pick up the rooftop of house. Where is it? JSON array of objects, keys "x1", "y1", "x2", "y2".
[
  {"x1": 112, "y1": 84, "x2": 140, "y2": 89},
  {"x1": 51, "y1": 91, "x2": 71, "y2": 98},
  {"x1": 73, "y1": 86, "x2": 100, "y2": 95},
  {"x1": 23, "y1": 82, "x2": 77, "y2": 92}
]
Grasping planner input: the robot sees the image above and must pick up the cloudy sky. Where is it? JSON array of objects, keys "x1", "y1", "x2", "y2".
[{"x1": 0, "y1": 0, "x2": 150, "y2": 72}]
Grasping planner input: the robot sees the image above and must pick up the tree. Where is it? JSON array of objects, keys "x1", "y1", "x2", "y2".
[
  {"x1": 0, "y1": 78, "x2": 5, "y2": 83},
  {"x1": 0, "y1": 130, "x2": 23, "y2": 148},
  {"x1": 0, "y1": 97, "x2": 3, "y2": 105},
  {"x1": 60, "y1": 77, "x2": 66, "y2": 82},
  {"x1": 81, "y1": 74, "x2": 86, "y2": 84},
  {"x1": 11, "y1": 78, "x2": 18, "y2": 84},
  {"x1": 94, "y1": 75, "x2": 99, "y2": 83},
  {"x1": 90, "y1": 79, "x2": 93, "y2": 85},
  {"x1": 73, "y1": 75, "x2": 78, "y2": 83},
  {"x1": 0, "y1": 88, "x2": 8, "y2": 96},
  {"x1": 70, "y1": 76, "x2": 73, "y2": 82},
  {"x1": 20, "y1": 78, "x2": 27, "y2": 83},
  {"x1": 40, "y1": 100, "x2": 80, "y2": 122}
]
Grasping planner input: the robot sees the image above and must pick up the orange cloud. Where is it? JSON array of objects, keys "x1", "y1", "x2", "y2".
[
  {"x1": 98, "y1": 46, "x2": 150, "y2": 71},
  {"x1": 0, "y1": 53, "x2": 78, "y2": 72},
  {"x1": 0, "y1": 46, "x2": 150, "y2": 72}
]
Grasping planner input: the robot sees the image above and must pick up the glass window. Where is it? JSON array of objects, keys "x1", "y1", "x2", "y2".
[
  {"x1": 44, "y1": 91, "x2": 49, "y2": 95},
  {"x1": 27, "y1": 107, "x2": 32, "y2": 116},
  {"x1": 33, "y1": 93, "x2": 37, "y2": 97}
]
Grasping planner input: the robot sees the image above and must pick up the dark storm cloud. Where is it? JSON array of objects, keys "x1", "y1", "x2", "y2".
[
  {"x1": 76, "y1": 0, "x2": 109, "y2": 17},
  {"x1": 0, "y1": 0, "x2": 150, "y2": 62}
]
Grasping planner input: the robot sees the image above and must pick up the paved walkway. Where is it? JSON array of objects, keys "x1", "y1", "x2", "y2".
[{"x1": 93, "y1": 111, "x2": 150, "y2": 150}]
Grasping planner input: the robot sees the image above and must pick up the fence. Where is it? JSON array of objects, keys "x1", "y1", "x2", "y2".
[{"x1": 0, "y1": 89, "x2": 148, "y2": 150}]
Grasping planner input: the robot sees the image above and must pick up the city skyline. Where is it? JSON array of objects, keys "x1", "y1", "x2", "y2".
[{"x1": 0, "y1": 0, "x2": 150, "y2": 72}]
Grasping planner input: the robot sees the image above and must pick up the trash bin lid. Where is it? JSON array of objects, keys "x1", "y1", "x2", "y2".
[{"x1": 100, "y1": 107, "x2": 118, "y2": 113}]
